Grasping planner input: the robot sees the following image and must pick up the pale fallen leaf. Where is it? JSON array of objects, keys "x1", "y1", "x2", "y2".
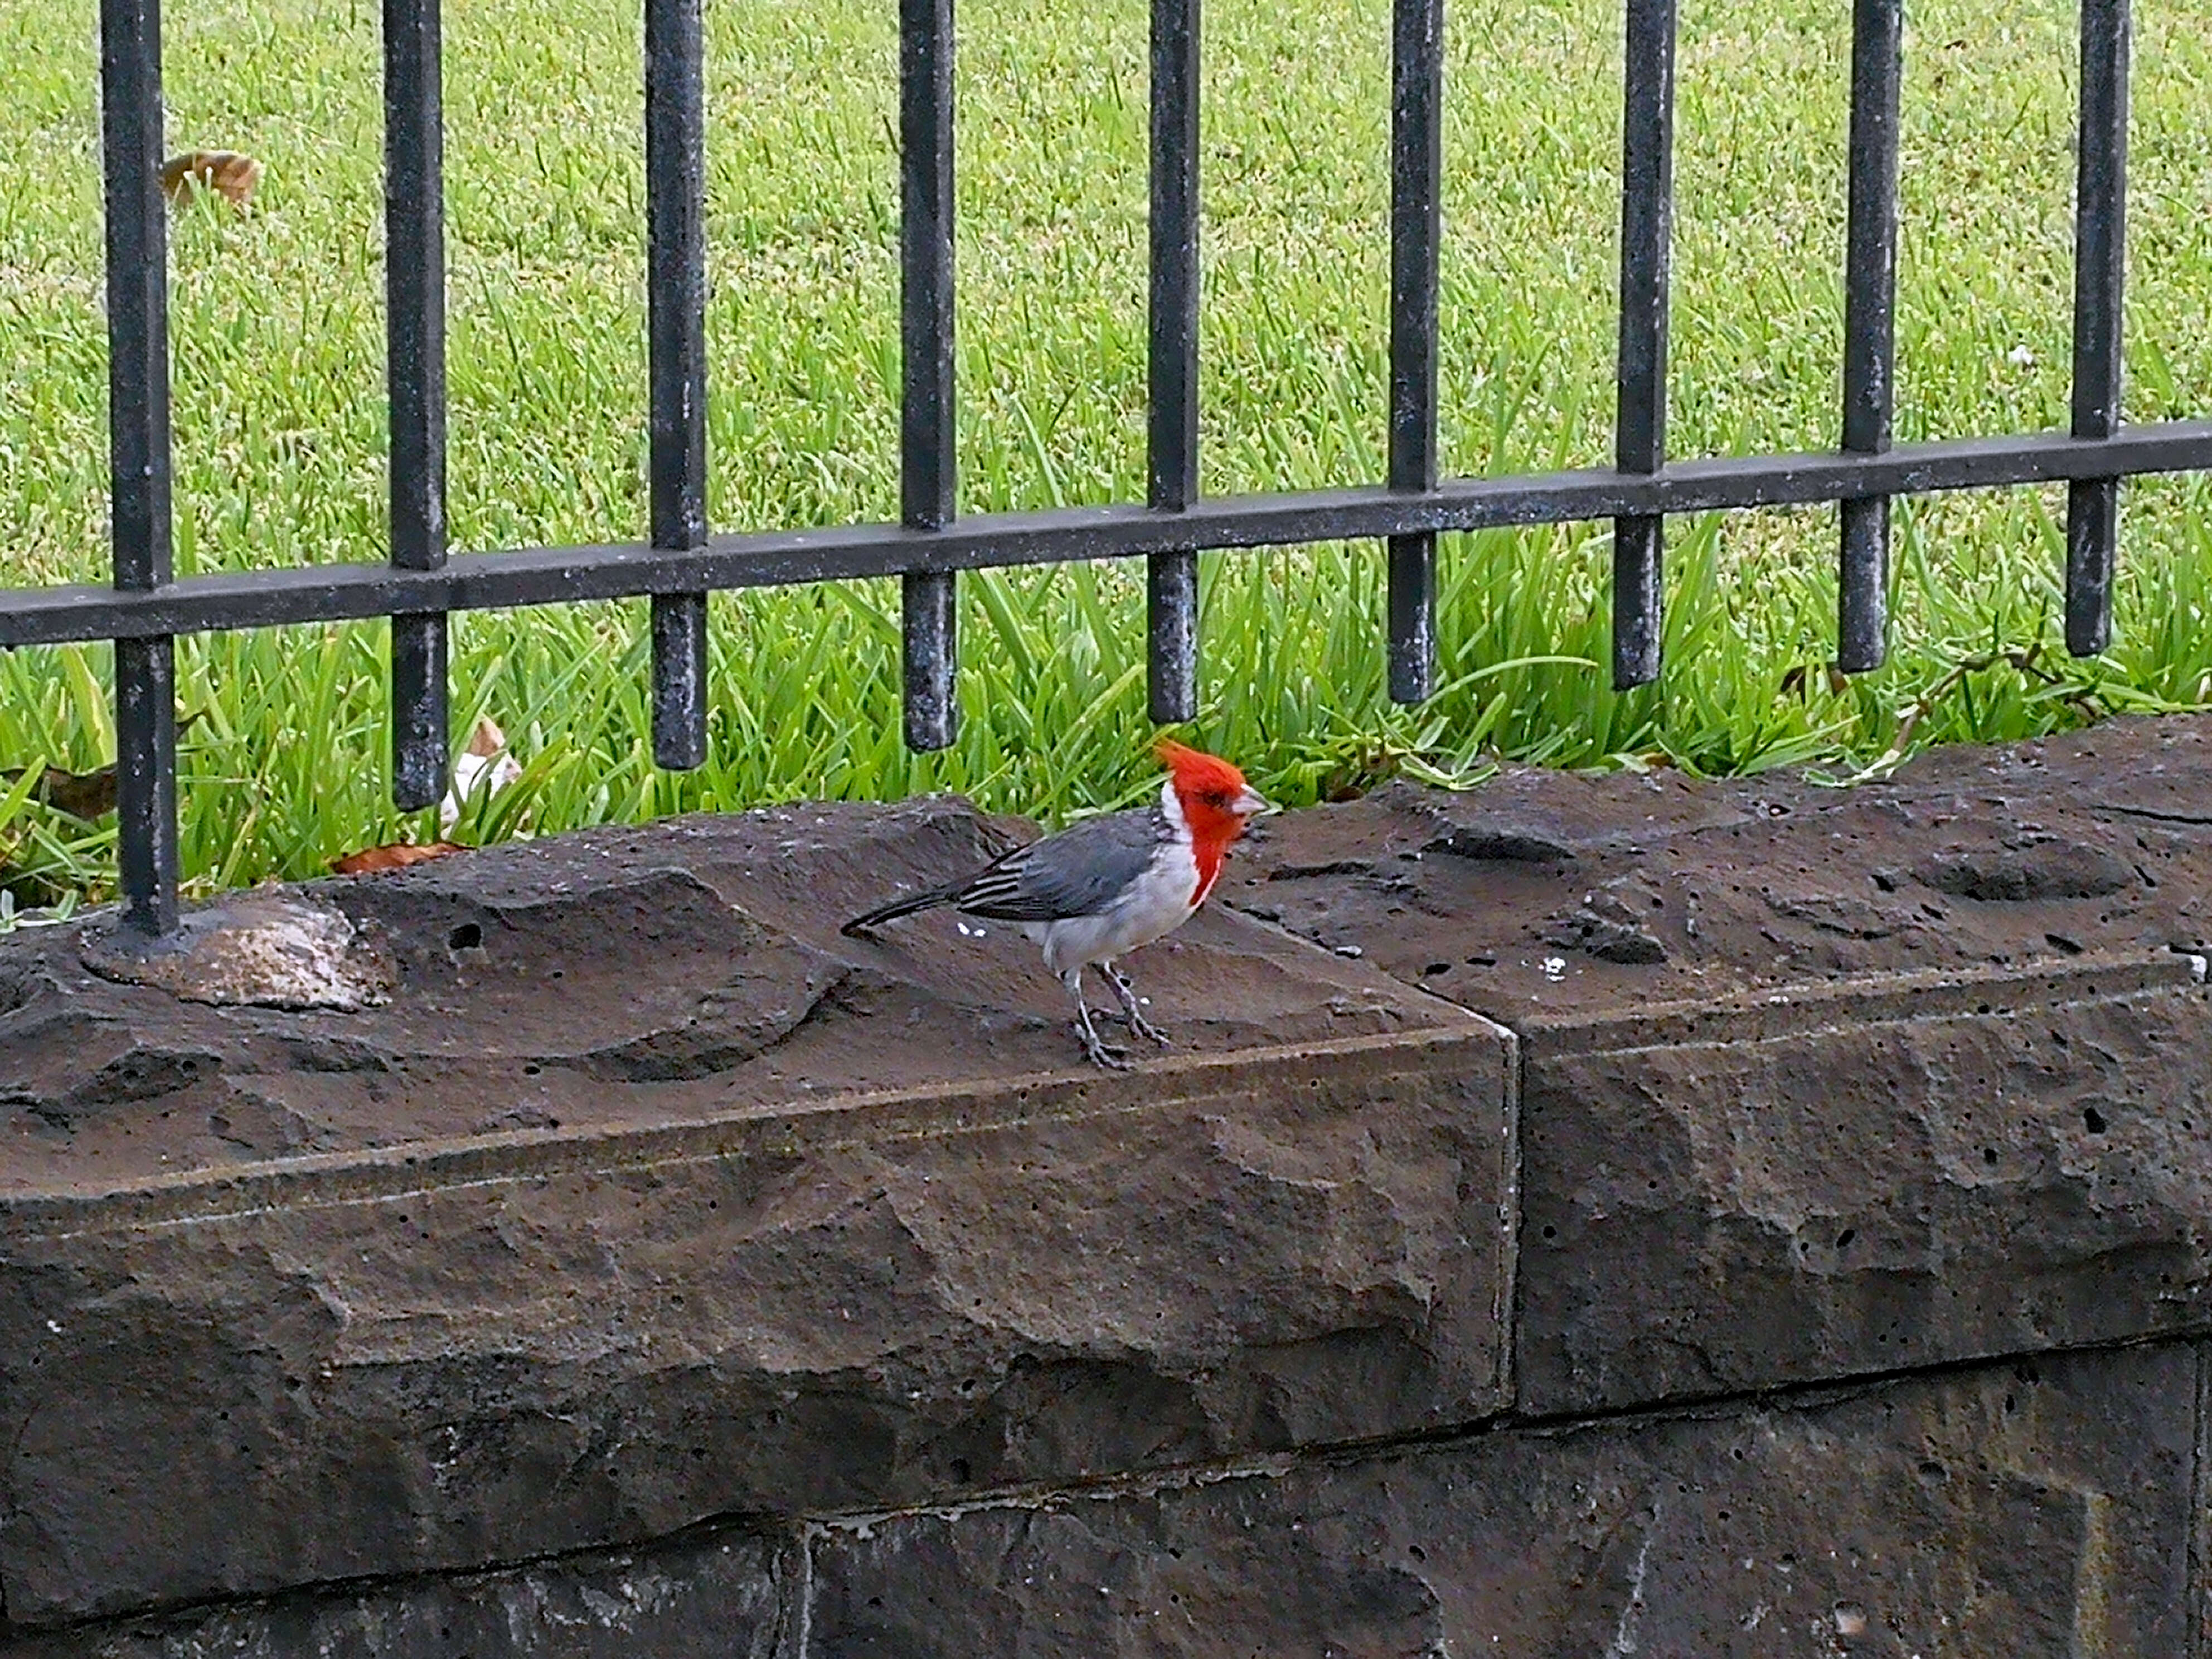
[
  {"x1": 440, "y1": 715, "x2": 522, "y2": 832},
  {"x1": 330, "y1": 841, "x2": 464, "y2": 876},
  {"x1": 161, "y1": 150, "x2": 262, "y2": 209},
  {"x1": 464, "y1": 716, "x2": 505, "y2": 760}
]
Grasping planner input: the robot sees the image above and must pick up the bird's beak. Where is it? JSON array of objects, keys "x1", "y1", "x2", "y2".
[{"x1": 1233, "y1": 786, "x2": 1274, "y2": 818}]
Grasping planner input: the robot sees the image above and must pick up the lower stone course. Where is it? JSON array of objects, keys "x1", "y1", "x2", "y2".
[
  {"x1": 10, "y1": 1530, "x2": 788, "y2": 1659},
  {"x1": 808, "y1": 1343, "x2": 2200, "y2": 1658},
  {"x1": 22, "y1": 1341, "x2": 2198, "y2": 1657}
]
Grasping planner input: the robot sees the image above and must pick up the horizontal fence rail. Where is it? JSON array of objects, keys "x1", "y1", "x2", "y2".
[
  {"x1": 5, "y1": 0, "x2": 2196, "y2": 938},
  {"x1": 12, "y1": 428, "x2": 2210, "y2": 650}
]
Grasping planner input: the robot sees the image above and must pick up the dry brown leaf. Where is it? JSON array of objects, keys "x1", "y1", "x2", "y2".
[
  {"x1": 38, "y1": 764, "x2": 118, "y2": 821},
  {"x1": 3, "y1": 712, "x2": 203, "y2": 822},
  {"x1": 0, "y1": 763, "x2": 119, "y2": 821},
  {"x1": 161, "y1": 150, "x2": 262, "y2": 208},
  {"x1": 329, "y1": 841, "x2": 464, "y2": 876}
]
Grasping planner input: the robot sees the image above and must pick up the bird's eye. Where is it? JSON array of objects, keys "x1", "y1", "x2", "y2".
[{"x1": 1204, "y1": 790, "x2": 1230, "y2": 808}]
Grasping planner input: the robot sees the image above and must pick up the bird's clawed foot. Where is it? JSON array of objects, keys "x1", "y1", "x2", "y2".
[
  {"x1": 1069, "y1": 992, "x2": 1132, "y2": 1070},
  {"x1": 1103, "y1": 967, "x2": 1172, "y2": 1047},
  {"x1": 1068, "y1": 969, "x2": 1167, "y2": 1068},
  {"x1": 1116, "y1": 1006, "x2": 1172, "y2": 1046},
  {"x1": 1077, "y1": 1027, "x2": 1132, "y2": 1070}
]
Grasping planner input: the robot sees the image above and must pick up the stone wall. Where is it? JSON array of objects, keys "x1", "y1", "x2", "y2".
[{"x1": 6, "y1": 715, "x2": 2212, "y2": 1655}]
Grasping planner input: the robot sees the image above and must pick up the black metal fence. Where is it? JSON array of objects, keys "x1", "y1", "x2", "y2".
[{"x1": 6, "y1": 0, "x2": 2208, "y2": 938}]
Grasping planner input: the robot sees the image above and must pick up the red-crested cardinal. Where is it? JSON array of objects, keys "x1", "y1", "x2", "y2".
[{"x1": 841, "y1": 741, "x2": 1273, "y2": 1068}]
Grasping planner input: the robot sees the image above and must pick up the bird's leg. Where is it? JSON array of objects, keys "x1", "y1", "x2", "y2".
[
  {"x1": 1097, "y1": 959, "x2": 1171, "y2": 1046},
  {"x1": 1064, "y1": 968, "x2": 1128, "y2": 1070}
]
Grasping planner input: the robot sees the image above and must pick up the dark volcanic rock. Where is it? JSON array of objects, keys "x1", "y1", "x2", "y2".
[
  {"x1": 1914, "y1": 840, "x2": 2137, "y2": 903},
  {"x1": 79, "y1": 895, "x2": 396, "y2": 1011},
  {"x1": 12, "y1": 1526, "x2": 785, "y2": 1658},
  {"x1": 807, "y1": 1343, "x2": 2197, "y2": 1657},
  {"x1": 0, "y1": 791, "x2": 1506, "y2": 1626},
  {"x1": 0, "y1": 798, "x2": 1457, "y2": 1189},
  {"x1": 1233, "y1": 714, "x2": 2212, "y2": 1021},
  {"x1": 1539, "y1": 886, "x2": 1670, "y2": 964},
  {"x1": 1515, "y1": 957, "x2": 2212, "y2": 1413},
  {"x1": 23, "y1": 1345, "x2": 2195, "y2": 1656},
  {"x1": 0, "y1": 1032, "x2": 1513, "y2": 1626},
  {"x1": 11, "y1": 716, "x2": 2212, "y2": 1643}
]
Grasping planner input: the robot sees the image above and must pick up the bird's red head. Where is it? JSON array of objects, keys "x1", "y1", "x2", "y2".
[{"x1": 1156, "y1": 741, "x2": 1270, "y2": 903}]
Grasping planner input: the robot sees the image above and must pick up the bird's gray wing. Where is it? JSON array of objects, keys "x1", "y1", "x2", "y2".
[{"x1": 952, "y1": 808, "x2": 1166, "y2": 920}]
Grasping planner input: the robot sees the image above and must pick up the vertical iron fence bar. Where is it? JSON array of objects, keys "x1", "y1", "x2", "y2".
[
  {"x1": 901, "y1": 0, "x2": 958, "y2": 750},
  {"x1": 1146, "y1": 0, "x2": 1201, "y2": 724},
  {"x1": 386, "y1": 0, "x2": 450, "y2": 809},
  {"x1": 2065, "y1": 0, "x2": 2128, "y2": 657},
  {"x1": 100, "y1": 0, "x2": 178, "y2": 937},
  {"x1": 1837, "y1": 0, "x2": 1901, "y2": 675},
  {"x1": 647, "y1": 0, "x2": 711, "y2": 767},
  {"x1": 1611, "y1": 0, "x2": 1674, "y2": 691},
  {"x1": 1387, "y1": 0, "x2": 1443, "y2": 705}
]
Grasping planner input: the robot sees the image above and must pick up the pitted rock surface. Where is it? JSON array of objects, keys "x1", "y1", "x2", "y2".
[
  {"x1": 0, "y1": 1032, "x2": 1514, "y2": 1623},
  {"x1": 1513, "y1": 956, "x2": 2212, "y2": 1411},
  {"x1": 9, "y1": 715, "x2": 2212, "y2": 1193},
  {"x1": 20, "y1": 1341, "x2": 2201, "y2": 1656},
  {"x1": 1231, "y1": 712, "x2": 2212, "y2": 1029},
  {"x1": 8, "y1": 1527, "x2": 786, "y2": 1658},
  {"x1": 807, "y1": 1343, "x2": 2197, "y2": 1658},
  {"x1": 0, "y1": 797, "x2": 1449, "y2": 1190}
]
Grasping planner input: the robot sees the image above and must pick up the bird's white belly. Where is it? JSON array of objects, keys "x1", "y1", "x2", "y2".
[{"x1": 1031, "y1": 842, "x2": 1201, "y2": 975}]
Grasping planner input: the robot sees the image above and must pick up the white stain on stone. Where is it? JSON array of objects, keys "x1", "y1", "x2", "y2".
[
  {"x1": 1604, "y1": 1506, "x2": 1659, "y2": 1657},
  {"x1": 84, "y1": 895, "x2": 394, "y2": 1011}
]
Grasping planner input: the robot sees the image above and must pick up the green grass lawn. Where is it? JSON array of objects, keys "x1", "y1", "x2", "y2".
[{"x1": 2, "y1": 0, "x2": 2209, "y2": 913}]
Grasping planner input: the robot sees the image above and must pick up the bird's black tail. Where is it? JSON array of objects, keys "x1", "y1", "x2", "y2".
[{"x1": 840, "y1": 884, "x2": 961, "y2": 938}]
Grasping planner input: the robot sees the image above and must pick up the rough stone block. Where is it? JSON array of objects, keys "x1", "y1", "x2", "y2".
[
  {"x1": 10, "y1": 1528, "x2": 785, "y2": 1658},
  {"x1": 0, "y1": 799, "x2": 1468, "y2": 1185},
  {"x1": 1516, "y1": 957, "x2": 2212, "y2": 1411},
  {"x1": 14, "y1": 717, "x2": 2212, "y2": 1643},
  {"x1": 0, "y1": 1029, "x2": 1514, "y2": 1626},
  {"x1": 806, "y1": 1343, "x2": 2199, "y2": 1657},
  {"x1": 1232, "y1": 714, "x2": 2212, "y2": 1026}
]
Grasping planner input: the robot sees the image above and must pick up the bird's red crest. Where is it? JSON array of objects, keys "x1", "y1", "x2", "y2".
[
  {"x1": 1154, "y1": 739, "x2": 1247, "y2": 801},
  {"x1": 1155, "y1": 740, "x2": 1257, "y2": 906}
]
